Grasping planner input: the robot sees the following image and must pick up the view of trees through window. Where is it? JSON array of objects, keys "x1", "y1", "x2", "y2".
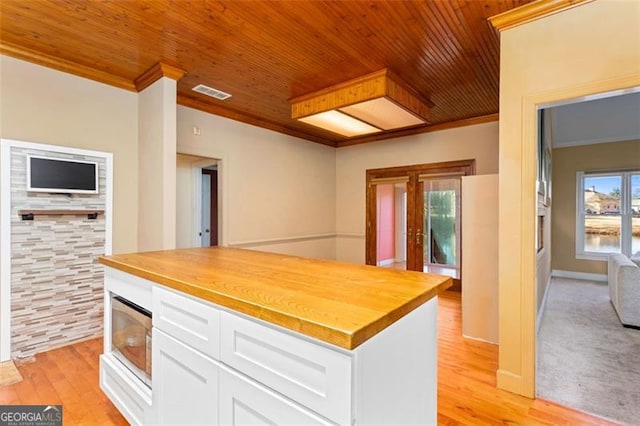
[
  {"x1": 426, "y1": 190, "x2": 456, "y2": 265},
  {"x1": 582, "y1": 173, "x2": 640, "y2": 255}
]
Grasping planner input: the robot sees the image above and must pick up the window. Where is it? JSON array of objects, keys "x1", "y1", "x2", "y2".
[{"x1": 577, "y1": 171, "x2": 640, "y2": 259}]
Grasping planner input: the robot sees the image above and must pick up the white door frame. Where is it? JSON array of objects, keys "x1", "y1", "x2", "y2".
[{"x1": 0, "y1": 138, "x2": 113, "y2": 361}]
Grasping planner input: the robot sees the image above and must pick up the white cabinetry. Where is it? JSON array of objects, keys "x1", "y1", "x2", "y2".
[
  {"x1": 100, "y1": 268, "x2": 153, "y2": 426},
  {"x1": 153, "y1": 285, "x2": 220, "y2": 359},
  {"x1": 219, "y1": 366, "x2": 334, "y2": 426},
  {"x1": 152, "y1": 285, "x2": 221, "y2": 425},
  {"x1": 220, "y1": 311, "x2": 351, "y2": 425},
  {"x1": 101, "y1": 266, "x2": 439, "y2": 426},
  {"x1": 99, "y1": 355, "x2": 151, "y2": 425},
  {"x1": 152, "y1": 329, "x2": 219, "y2": 425}
]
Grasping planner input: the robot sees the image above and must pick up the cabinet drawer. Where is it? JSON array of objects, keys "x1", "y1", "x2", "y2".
[
  {"x1": 153, "y1": 285, "x2": 220, "y2": 360},
  {"x1": 105, "y1": 267, "x2": 152, "y2": 311},
  {"x1": 220, "y1": 366, "x2": 334, "y2": 426},
  {"x1": 220, "y1": 312, "x2": 352, "y2": 425},
  {"x1": 100, "y1": 354, "x2": 151, "y2": 426}
]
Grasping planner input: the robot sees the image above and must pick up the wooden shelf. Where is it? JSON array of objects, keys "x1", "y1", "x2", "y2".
[{"x1": 18, "y1": 209, "x2": 104, "y2": 220}]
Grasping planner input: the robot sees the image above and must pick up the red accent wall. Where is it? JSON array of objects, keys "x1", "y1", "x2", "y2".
[{"x1": 376, "y1": 184, "x2": 395, "y2": 263}]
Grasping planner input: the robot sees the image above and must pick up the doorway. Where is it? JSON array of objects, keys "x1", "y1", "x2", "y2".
[
  {"x1": 534, "y1": 91, "x2": 640, "y2": 423},
  {"x1": 201, "y1": 167, "x2": 218, "y2": 247},
  {"x1": 366, "y1": 160, "x2": 475, "y2": 290},
  {"x1": 176, "y1": 154, "x2": 221, "y2": 248}
]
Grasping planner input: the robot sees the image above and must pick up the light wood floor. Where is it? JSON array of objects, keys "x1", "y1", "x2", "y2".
[
  {"x1": 0, "y1": 338, "x2": 127, "y2": 425},
  {"x1": 436, "y1": 291, "x2": 617, "y2": 425},
  {"x1": 0, "y1": 291, "x2": 618, "y2": 425}
]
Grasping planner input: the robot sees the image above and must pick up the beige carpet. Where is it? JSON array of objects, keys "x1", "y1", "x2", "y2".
[
  {"x1": 0, "y1": 360, "x2": 23, "y2": 387},
  {"x1": 537, "y1": 278, "x2": 640, "y2": 425}
]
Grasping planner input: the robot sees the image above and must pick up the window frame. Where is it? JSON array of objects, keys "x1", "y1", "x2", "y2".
[{"x1": 576, "y1": 170, "x2": 636, "y2": 260}]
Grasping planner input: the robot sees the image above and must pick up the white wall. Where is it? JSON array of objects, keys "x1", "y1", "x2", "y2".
[
  {"x1": 138, "y1": 77, "x2": 177, "y2": 251},
  {"x1": 177, "y1": 106, "x2": 337, "y2": 259},
  {"x1": 0, "y1": 55, "x2": 497, "y2": 266},
  {"x1": 0, "y1": 55, "x2": 138, "y2": 254},
  {"x1": 461, "y1": 174, "x2": 498, "y2": 344},
  {"x1": 335, "y1": 121, "x2": 499, "y2": 263},
  {"x1": 176, "y1": 154, "x2": 197, "y2": 248}
]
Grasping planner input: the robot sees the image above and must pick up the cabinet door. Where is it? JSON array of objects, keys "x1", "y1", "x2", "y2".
[
  {"x1": 219, "y1": 366, "x2": 334, "y2": 426},
  {"x1": 220, "y1": 312, "x2": 351, "y2": 424},
  {"x1": 153, "y1": 328, "x2": 219, "y2": 425}
]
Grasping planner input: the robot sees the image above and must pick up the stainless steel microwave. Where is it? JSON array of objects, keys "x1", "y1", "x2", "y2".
[{"x1": 111, "y1": 295, "x2": 152, "y2": 387}]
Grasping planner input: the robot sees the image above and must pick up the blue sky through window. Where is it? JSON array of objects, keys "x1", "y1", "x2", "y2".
[{"x1": 585, "y1": 176, "x2": 621, "y2": 196}]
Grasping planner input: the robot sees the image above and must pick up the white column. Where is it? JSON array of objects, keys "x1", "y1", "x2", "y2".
[{"x1": 138, "y1": 76, "x2": 178, "y2": 251}]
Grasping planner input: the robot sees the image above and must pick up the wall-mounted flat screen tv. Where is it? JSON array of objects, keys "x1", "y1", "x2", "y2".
[{"x1": 27, "y1": 155, "x2": 99, "y2": 194}]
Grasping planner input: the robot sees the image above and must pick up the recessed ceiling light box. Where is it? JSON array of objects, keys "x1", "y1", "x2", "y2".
[{"x1": 290, "y1": 69, "x2": 431, "y2": 138}]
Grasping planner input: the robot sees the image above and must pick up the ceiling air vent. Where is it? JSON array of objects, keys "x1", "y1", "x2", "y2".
[{"x1": 192, "y1": 84, "x2": 232, "y2": 100}]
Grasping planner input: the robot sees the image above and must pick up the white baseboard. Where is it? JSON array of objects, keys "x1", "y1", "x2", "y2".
[
  {"x1": 536, "y1": 275, "x2": 552, "y2": 334},
  {"x1": 377, "y1": 259, "x2": 395, "y2": 266},
  {"x1": 551, "y1": 269, "x2": 607, "y2": 283}
]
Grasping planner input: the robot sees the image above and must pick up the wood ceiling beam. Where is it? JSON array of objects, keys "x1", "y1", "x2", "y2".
[{"x1": 0, "y1": 40, "x2": 136, "y2": 92}]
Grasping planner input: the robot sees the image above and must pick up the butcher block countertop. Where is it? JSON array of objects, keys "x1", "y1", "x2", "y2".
[{"x1": 98, "y1": 247, "x2": 452, "y2": 350}]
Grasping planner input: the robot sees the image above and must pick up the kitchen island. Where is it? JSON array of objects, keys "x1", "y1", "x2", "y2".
[{"x1": 98, "y1": 247, "x2": 451, "y2": 425}]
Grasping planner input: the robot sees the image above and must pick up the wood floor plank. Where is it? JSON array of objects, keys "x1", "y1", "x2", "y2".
[
  {"x1": 435, "y1": 291, "x2": 620, "y2": 426},
  {"x1": 0, "y1": 290, "x2": 620, "y2": 425},
  {"x1": 0, "y1": 340, "x2": 127, "y2": 425},
  {"x1": 11, "y1": 367, "x2": 44, "y2": 405},
  {"x1": 0, "y1": 386, "x2": 20, "y2": 405}
]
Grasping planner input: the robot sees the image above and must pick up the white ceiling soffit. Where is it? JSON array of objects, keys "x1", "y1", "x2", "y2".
[{"x1": 550, "y1": 92, "x2": 640, "y2": 148}]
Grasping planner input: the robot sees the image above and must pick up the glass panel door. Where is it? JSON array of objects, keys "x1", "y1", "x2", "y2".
[
  {"x1": 374, "y1": 182, "x2": 408, "y2": 269},
  {"x1": 422, "y1": 177, "x2": 460, "y2": 279},
  {"x1": 366, "y1": 160, "x2": 474, "y2": 290}
]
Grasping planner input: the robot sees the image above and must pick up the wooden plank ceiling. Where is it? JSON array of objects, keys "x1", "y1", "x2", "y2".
[{"x1": 0, "y1": 0, "x2": 532, "y2": 147}]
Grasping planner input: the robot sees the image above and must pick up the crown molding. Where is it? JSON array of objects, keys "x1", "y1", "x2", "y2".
[
  {"x1": 177, "y1": 94, "x2": 337, "y2": 147},
  {"x1": 489, "y1": 0, "x2": 593, "y2": 32},
  {"x1": 0, "y1": 40, "x2": 136, "y2": 91},
  {"x1": 1, "y1": 41, "x2": 186, "y2": 94},
  {"x1": 134, "y1": 61, "x2": 186, "y2": 92}
]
